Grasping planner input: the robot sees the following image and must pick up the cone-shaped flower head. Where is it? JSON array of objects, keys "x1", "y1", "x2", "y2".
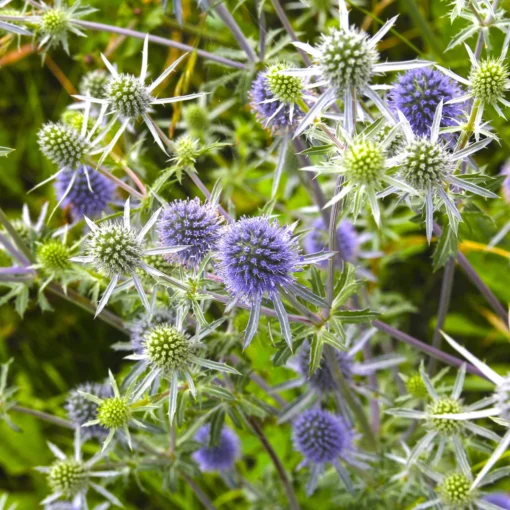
[
  {"x1": 405, "y1": 373, "x2": 428, "y2": 399},
  {"x1": 142, "y1": 324, "x2": 192, "y2": 372},
  {"x1": 40, "y1": 8, "x2": 69, "y2": 41},
  {"x1": 343, "y1": 139, "x2": 385, "y2": 186},
  {"x1": 389, "y1": 68, "x2": 464, "y2": 136},
  {"x1": 317, "y1": 28, "x2": 378, "y2": 94},
  {"x1": 183, "y1": 104, "x2": 210, "y2": 135},
  {"x1": 38, "y1": 122, "x2": 89, "y2": 169},
  {"x1": 48, "y1": 459, "x2": 87, "y2": 499},
  {"x1": 293, "y1": 408, "x2": 353, "y2": 463},
  {"x1": 439, "y1": 473, "x2": 475, "y2": 507},
  {"x1": 193, "y1": 425, "x2": 240, "y2": 472},
  {"x1": 129, "y1": 308, "x2": 176, "y2": 353},
  {"x1": 79, "y1": 70, "x2": 109, "y2": 98},
  {"x1": 37, "y1": 240, "x2": 71, "y2": 272},
  {"x1": 216, "y1": 217, "x2": 303, "y2": 302},
  {"x1": 158, "y1": 198, "x2": 222, "y2": 268},
  {"x1": 470, "y1": 58, "x2": 509, "y2": 104},
  {"x1": 266, "y1": 63, "x2": 304, "y2": 103},
  {"x1": 54, "y1": 165, "x2": 115, "y2": 219},
  {"x1": 426, "y1": 396, "x2": 464, "y2": 435},
  {"x1": 105, "y1": 73, "x2": 153, "y2": 119},
  {"x1": 97, "y1": 397, "x2": 131, "y2": 430}
]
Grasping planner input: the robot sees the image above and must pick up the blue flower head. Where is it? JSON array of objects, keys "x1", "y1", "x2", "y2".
[
  {"x1": 389, "y1": 68, "x2": 464, "y2": 136},
  {"x1": 484, "y1": 494, "x2": 510, "y2": 509},
  {"x1": 303, "y1": 217, "x2": 358, "y2": 269},
  {"x1": 297, "y1": 343, "x2": 353, "y2": 392},
  {"x1": 216, "y1": 216, "x2": 303, "y2": 303},
  {"x1": 250, "y1": 71, "x2": 303, "y2": 132},
  {"x1": 54, "y1": 165, "x2": 115, "y2": 219},
  {"x1": 501, "y1": 163, "x2": 510, "y2": 204},
  {"x1": 192, "y1": 424, "x2": 240, "y2": 472},
  {"x1": 158, "y1": 198, "x2": 223, "y2": 268},
  {"x1": 293, "y1": 408, "x2": 354, "y2": 464}
]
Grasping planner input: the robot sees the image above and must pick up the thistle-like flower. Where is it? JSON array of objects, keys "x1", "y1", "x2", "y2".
[
  {"x1": 36, "y1": 429, "x2": 122, "y2": 508},
  {"x1": 387, "y1": 362, "x2": 500, "y2": 472},
  {"x1": 286, "y1": 0, "x2": 429, "y2": 134},
  {"x1": 388, "y1": 102, "x2": 496, "y2": 241},
  {"x1": 79, "y1": 370, "x2": 153, "y2": 451},
  {"x1": 250, "y1": 68, "x2": 304, "y2": 132},
  {"x1": 65, "y1": 382, "x2": 112, "y2": 440},
  {"x1": 71, "y1": 199, "x2": 187, "y2": 316},
  {"x1": 54, "y1": 165, "x2": 115, "y2": 220},
  {"x1": 158, "y1": 197, "x2": 222, "y2": 268},
  {"x1": 36, "y1": 239, "x2": 72, "y2": 274},
  {"x1": 215, "y1": 216, "x2": 331, "y2": 348},
  {"x1": 129, "y1": 308, "x2": 176, "y2": 353},
  {"x1": 79, "y1": 70, "x2": 109, "y2": 99},
  {"x1": 293, "y1": 408, "x2": 367, "y2": 495},
  {"x1": 126, "y1": 317, "x2": 239, "y2": 422},
  {"x1": 75, "y1": 35, "x2": 204, "y2": 162},
  {"x1": 192, "y1": 424, "x2": 240, "y2": 472},
  {"x1": 389, "y1": 67, "x2": 464, "y2": 136}
]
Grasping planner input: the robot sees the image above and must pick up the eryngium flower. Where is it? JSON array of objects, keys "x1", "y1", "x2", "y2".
[
  {"x1": 470, "y1": 58, "x2": 509, "y2": 104},
  {"x1": 65, "y1": 382, "x2": 112, "y2": 439},
  {"x1": 266, "y1": 62, "x2": 304, "y2": 103},
  {"x1": 293, "y1": 408, "x2": 353, "y2": 463},
  {"x1": 54, "y1": 165, "x2": 115, "y2": 219},
  {"x1": 216, "y1": 216, "x2": 303, "y2": 302},
  {"x1": 183, "y1": 104, "x2": 210, "y2": 135},
  {"x1": 37, "y1": 240, "x2": 71, "y2": 273},
  {"x1": 38, "y1": 122, "x2": 89, "y2": 169},
  {"x1": 192, "y1": 424, "x2": 240, "y2": 472},
  {"x1": 129, "y1": 308, "x2": 176, "y2": 353},
  {"x1": 389, "y1": 68, "x2": 463, "y2": 135},
  {"x1": 105, "y1": 73, "x2": 153, "y2": 118},
  {"x1": 47, "y1": 460, "x2": 87, "y2": 499},
  {"x1": 304, "y1": 218, "x2": 358, "y2": 268},
  {"x1": 317, "y1": 28, "x2": 378, "y2": 94},
  {"x1": 97, "y1": 397, "x2": 131, "y2": 429},
  {"x1": 250, "y1": 71, "x2": 303, "y2": 132},
  {"x1": 297, "y1": 345, "x2": 353, "y2": 392},
  {"x1": 158, "y1": 198, "x2": 222, "y2": 268},
  {"x1": 79, "y1": 70, "x2": 109, "y2": 98},
  {"x1": 438, "y1": 473, "x2": 474, "y2": 507},
  {"x1": 142, "y1": 324, "x2": 191, "y2": 372}
]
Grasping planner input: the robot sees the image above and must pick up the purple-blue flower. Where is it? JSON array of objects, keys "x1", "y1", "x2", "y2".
[
  {"x1": 389, "y1": 68, "x2": 464, "y2": 136},
  {"x1": 250, "y1": 71, "x2": 303, "y2": 132},
  {"x1": 484, "y1": 494, "x2": 510, "y2": 509},
  {"x1": 216, "y1": 216, "x2": 303, "y2": 302},
  {"x1": 54, "y1": 165, "x2": 115, "y2": 219},
  {"x1": 192, "y1": 424, "x2": 240, "y2": 472},
  {"x1": 304, "y1": 218, "x2": 358, "y2": 269},
  {"x1": 293, "y1": 408, "x2": 354, "y2": 464},
  {"x1": 158, "y1": 198, "x2": 222, "y2": 268},
  {"x1": 501, "y1": 163, "x2": 510, "y2": 204},
  {"x1": 297, "y1": 344, "x2": 353, "y2": 392}
]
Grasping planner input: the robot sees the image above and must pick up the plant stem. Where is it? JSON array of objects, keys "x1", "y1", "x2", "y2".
[
  {"x1": 11, "y1": 405, "x2": 74, "y2": 429},
  {"x1": 429, "y1": 257, "x2": 455, "y2": 374},
  {"x1": 181, "y1": 473, "x2": 217, "y2": 510},
  {"x1": 0, "y1": 208, "x2": 33, "y2": 263},
  {"x1": 247, "y1": 417, "x2": 300, "y2": 510},
  {"x1": 72, "y1": 20, "x2": 247, "y2": 70}
]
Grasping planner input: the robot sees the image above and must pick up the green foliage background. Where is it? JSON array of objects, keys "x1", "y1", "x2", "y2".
[{"x1": 0, "y1": 0, "x2": 510, "y2": 508}]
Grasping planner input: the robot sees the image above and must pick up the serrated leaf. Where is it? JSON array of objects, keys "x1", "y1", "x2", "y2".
[
  {"x1": 299, "y1": 144, "x2": 334, "y2": 156},
  {"x1": 432, "y1": 224, "x2": 458, "y2": 272},
  {"x1": 333, "y1": 309, "x2": 379, "y2": 323},
  {"x1": 209, "y1": 407, "x2": 225, "y2": 447},
  {"x1": 15, "y1": 286, "x2": 29, "y2": 318},
  {"x1": 309, "y1": 334, "x2": 324, "y2": 378}
]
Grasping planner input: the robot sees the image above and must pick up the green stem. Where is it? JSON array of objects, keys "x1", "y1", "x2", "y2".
[{"x1": 11, "y1": 404, "x2": 74, "y2": 429}]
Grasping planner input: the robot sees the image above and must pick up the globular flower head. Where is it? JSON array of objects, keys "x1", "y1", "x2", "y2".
[
  {"x1": 47, "y1": 459, "x2": 87, "y2": 499},
  {"x1": 172, "y1": 136, "x2": 200, "y2": 167},
  {"x1": 304, "y1": 218, "x2": 358, "y2": 268},
  {"x1": 129, "y1": 308, "x2": 176, "y2": 353},
  {"x1": 158, "y1": 198, "x2": 222, "y2": 268},
  {"x1": 97, "y1": 397, "x2": 131, "y2": 429},
  {"x1": 65, "y1": 382, "x2": 112, "y2": 439},
  {"x1": 54, "y1": 166, "x2": 115, "y2": 219},
  {"x1": 438, "y1": 473, "x2": 474, "y2": 507},
  {"x1": 343, "y1": 139, "x2": 385, "y2": 186},
  {"x1": 405, "y1": 373, "x2": 428, "y2": 399},
  {"x1": 470, "y1": 58, "x2": 509, "y2": 104},
  {"x1": 293, "y1": 408, "x2": 353, "y2": 464},
  {"x1": 38, "y1": 122, "x2": 89, "y2": 169},
  {"x1": 401, "y1": 138, "x2": 452, "y2": 191},
  {"x1": 317, "y1": 28, "x2": 378, "y2": 94},
  {"x1": 86, "y1": 221, "x2": 143, "y2": 277},
  {"x1": 216, "y1": 217, "x2": 303, "y2": 302},
  {"x1": 40, "y1": 8, "x2": 69, "y2": 41},
  {"x1": 426, "y1": 396, "x2": 463, "y2": 435},
  {"x1": 60, "y1": 110, "x2": 94, "y2": 133},
  {"x1": 372, "y1": 124, "x2": 405, "y2": 157},
  {"x1": 37, "y1": 240, "x2": 71, "y2": 272},
  {"x1": 193, "y1": 424, "x2": 240, "y2": 472},
  {"x1": 266, "y1": 63, "x2": 304, "y2": 103},
  {"x1": 297, "y1": 344, "x2": 353, "y2": 392},
  {"x1": 183, "y1": 104, "x2": 210, "y2": 135},
  {"x1": 389, "y1": 68, "x2": 464, "y2": 136},
  {"x1": 250, "y1": 71, "x2": 303, "y2": 132},
  {"x1": 105, "y1": 74, "x2": 153, "y2": 118},
  {"x1": 142, "y1": 324, "x2": 191, "y2": 372},
  {"x1": 79, "y1": 70, "x2": 109, "y2": 98}
]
